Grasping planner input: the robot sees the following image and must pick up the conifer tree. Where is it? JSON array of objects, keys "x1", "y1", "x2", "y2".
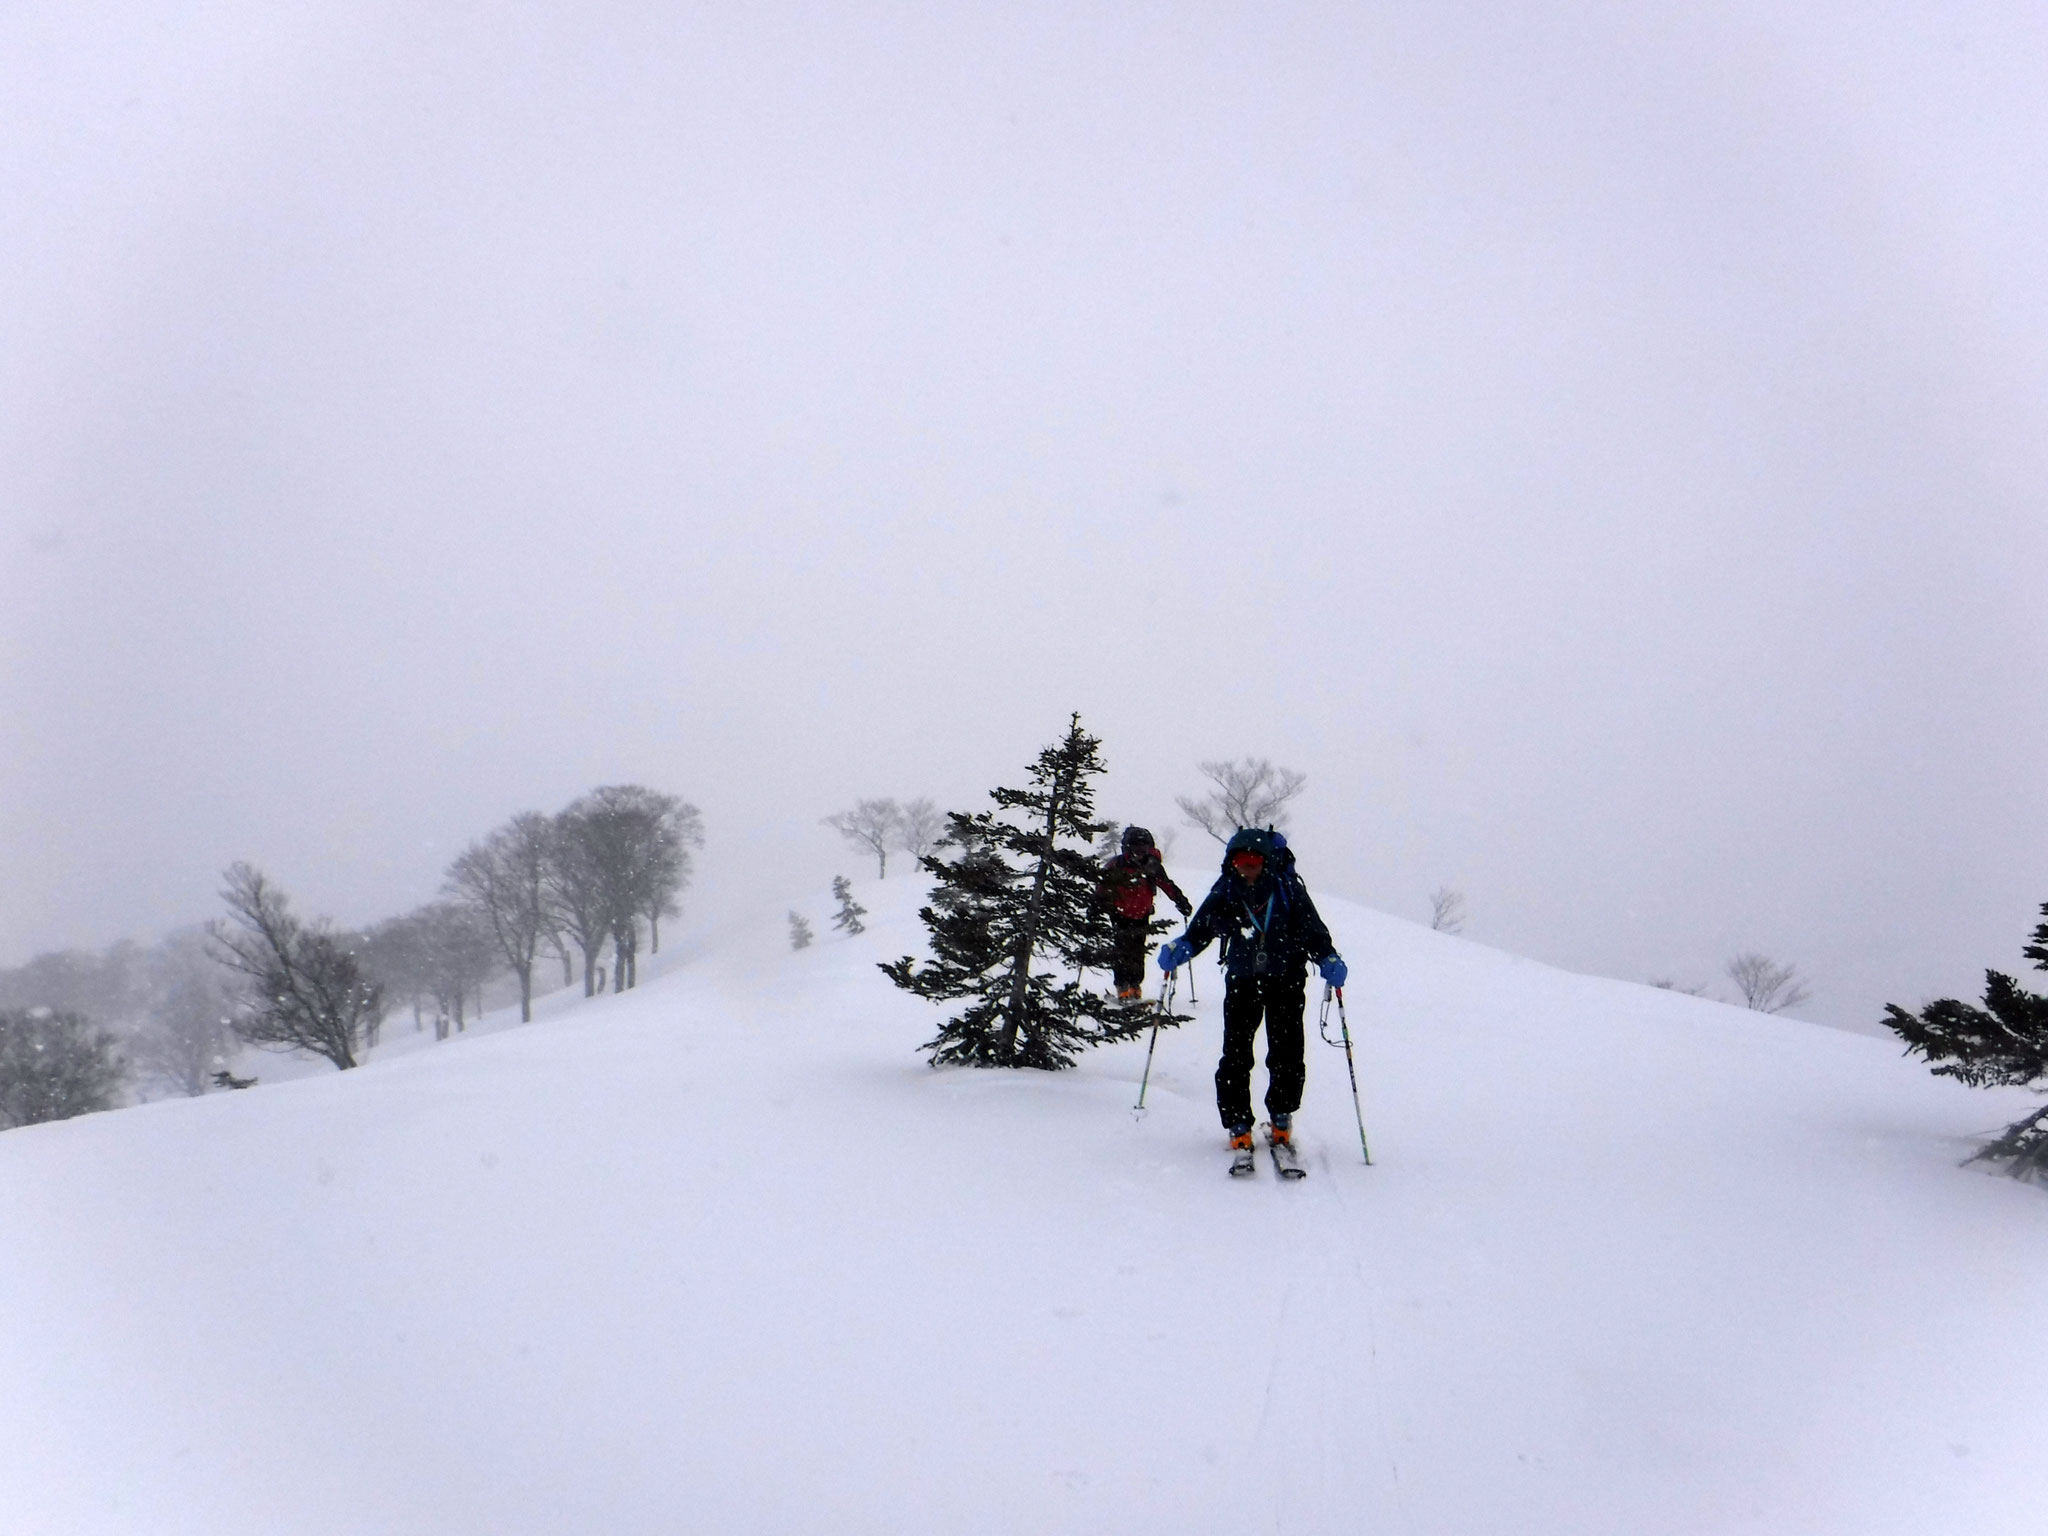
[
  {"x1": 788, "y1": 912, "x2": 814, "y2": 951},
  {"x1": 831, "y1": 876, "x2": 867, "y2": 935},
  {"x1": 882, "y1": 715, "x2": 1184, "y2": 1069},
  {"x1": 0, "y1": 1008, "x2": 126, "y2": 1128},
  {"x1": 1883, "y1": 901, "x2": 2048, "y2": 1178}
]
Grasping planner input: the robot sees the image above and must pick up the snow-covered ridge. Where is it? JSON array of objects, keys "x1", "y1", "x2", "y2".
[{"x1": 4, "y1": 881, "x2": 2046, "y2": 1535}]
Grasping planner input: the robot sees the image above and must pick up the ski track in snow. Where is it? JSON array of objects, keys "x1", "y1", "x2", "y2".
[{"x1": 5, "y1": 879, "x2": 2048, "y2": 1535}]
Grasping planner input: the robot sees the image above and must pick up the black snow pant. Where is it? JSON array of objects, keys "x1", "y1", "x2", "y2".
[
  {"x1": 1215, "y1": 967, "x2": 1307, "y2": 1131},
  {"x1": 1110, "y1": 914, "x2": 1151, "y2": 993}
]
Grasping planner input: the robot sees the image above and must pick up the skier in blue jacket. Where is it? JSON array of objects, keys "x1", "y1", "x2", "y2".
[{"x1": 1158, "y1": 827, "x2": 1346, "y2": 1158}]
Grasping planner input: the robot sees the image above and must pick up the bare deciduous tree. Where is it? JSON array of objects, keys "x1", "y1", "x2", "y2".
[
  {"x1": 1429, "y1": 886, "x2": 1467, "y2": 934},
  {"x1": 447, "y1": 812, "x2": 554, "y2": 1022},
  {"x1": 0, "y1": 943, "x2": 145, "y2": 1025},
  {"x1": 543, "y1": 814, "x2": 612, "y2": 998},
  {"x1": 0, "y1": 935, "x2": 243, "y2": 1100},
  {"x1": 1649, "y1": 978, "x2": 1712, "y2": 996},
  {"x1": 415, "y1": 901, "x2": 499, "y2": 1037},
  {"x1": 1175, "y1": 758, "x2": 1307, "y2": 843},
  {"x1": 544, "y1": 923, "x2": 576, "y2": 989},
  {"x1": 826, "y1": 798, "x2": 903, "y2": 878},
  {"x1": 1725, "y1": 953, "x2": 1812, "y2": 1014},
  {"x1": 639, "y1": 795, "x2": 704, "y2": 954},
  {"x1": 897, "y1": 797, "x2": 945, "y2": 866},
  {"x1": 359, "y1": 905, "x2": 492, "y2": 1041},
  {"x1": 361, "y1": 914, "x2": 434, "y2": 1034},
  {"x1": 208, "y1": 864, "x2": 383, "y2": 1071},
  {"x1": 127, "y1": 931, "x2": 238, "y2": 1097},
  {"x1": 0, "y1": 1007, "x2": 126, "y2": 1128},
  {"x1": 554, "y1": 785, "x2": 697, "y2": 992}
]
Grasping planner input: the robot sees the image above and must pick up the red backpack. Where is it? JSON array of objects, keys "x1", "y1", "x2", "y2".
[{"x1": 1110, "y1": 869, "x2": 1158, "y2": 920}]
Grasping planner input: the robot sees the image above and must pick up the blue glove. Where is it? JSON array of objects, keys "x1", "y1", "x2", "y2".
[
  {"x1": 1158, "y1": 938, "x2": 1193, "y2": 973},
  {"x1": 1318, "y1": 953, "x2": 1347, "y2": 988}
]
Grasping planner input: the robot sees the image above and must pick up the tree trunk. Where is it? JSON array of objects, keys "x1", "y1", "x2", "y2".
[
  {"x1": 612, "y1": 923, "x2": 638, "y2": 990},
  {"x1": 997, "y1": 776, "x2": 1066, "y2": 1056},
  {"x1": 517, "y1": 964, "x2": 533, "y2": 1023}
]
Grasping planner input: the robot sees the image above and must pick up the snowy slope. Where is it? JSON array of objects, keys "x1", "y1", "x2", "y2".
[{"x1": 5, "y1": 882, "x2": 2047, "y2": 1536}]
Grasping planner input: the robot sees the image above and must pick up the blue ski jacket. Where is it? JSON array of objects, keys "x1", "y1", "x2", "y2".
[{"x1": 1180, "y1": 861, "x2": 1335, "y2": 980}]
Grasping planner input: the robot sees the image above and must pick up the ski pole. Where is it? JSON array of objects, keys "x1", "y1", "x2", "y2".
[
  {"x1": 1135, "y1": 966, "x2": 1176, "y2": 1115},
  {"x1": 1321, "y1": 983, "x2": 1372, "y2": 1165}
]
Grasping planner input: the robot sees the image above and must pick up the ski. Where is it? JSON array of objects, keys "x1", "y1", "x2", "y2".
[
  {"x1": 1265, "y1": 1126, "x2": 1307, "y2": 1180},
  {"x1": 1228, "y1": 1141, "x2": 1257, "y2": 1178}
]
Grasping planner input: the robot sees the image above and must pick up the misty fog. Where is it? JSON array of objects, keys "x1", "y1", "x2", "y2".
[{"x1": 5, "y1": 3, "x2": 2045, "y2": 1037}]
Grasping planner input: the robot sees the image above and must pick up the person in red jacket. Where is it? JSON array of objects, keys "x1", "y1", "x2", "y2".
[{"x1": 1097, "y1": 826, "x2": 1192, "y2": 1005}]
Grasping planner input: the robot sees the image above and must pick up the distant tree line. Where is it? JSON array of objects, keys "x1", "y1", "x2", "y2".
[
  {"x1": 1648, "y1": 952, "x2": 1813, "y2": 1013},
  {"x1": 0, "y1": 782, "x2": 701, "y2": 1120},
  {"x1": 0, "y1": 929, "x2": 238, "y2": 1116},
  {"x1": 225, "y1": 784, "x2": 702, "y2": 1067}
]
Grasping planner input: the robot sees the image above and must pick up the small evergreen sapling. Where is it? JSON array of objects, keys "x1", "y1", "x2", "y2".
[
  {"x1": 788, "y1": 912, "x2": 814, "y2": 951},
  {"x1": 1883, "y1": 902, "x2": 2048, "y2": 1178},
  {"x1": 831, "y1": 876, "x2": 867, "y2": 935},
  {"x1": 882, "y1": 714, "x2": 1186, "y2": 1069}
]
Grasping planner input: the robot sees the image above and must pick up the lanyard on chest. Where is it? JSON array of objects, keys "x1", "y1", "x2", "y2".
[{"x1": 1238, "y1": 890, "x2": 1276, "y2": 938}]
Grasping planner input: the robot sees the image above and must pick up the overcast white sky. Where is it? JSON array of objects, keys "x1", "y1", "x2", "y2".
[{"x1": 5, "y1": 2, "x2": 2045, "y2": 1032}]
